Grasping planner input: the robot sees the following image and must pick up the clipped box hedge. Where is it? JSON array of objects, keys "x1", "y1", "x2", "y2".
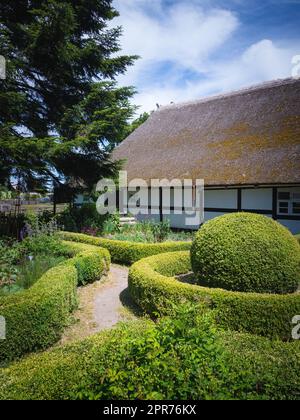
[
  {"x1": 62, "y1": 241, "x2": 110, "y2": 286},
  {"x1": 0, "y1": 320, "x2": 299, "y2": 400},
  {"x1": 59, "y1": 231, "x2": 192, "y2": 265},
  {"x1": 191, "y1": 213, "x2": 300, "y2": 294},
  {"x1": 128, "y1": 251, "x2": 300, "y2": 340},
  {"x1": 0, "y1": 242, "x2": 110, "y2": 364}
]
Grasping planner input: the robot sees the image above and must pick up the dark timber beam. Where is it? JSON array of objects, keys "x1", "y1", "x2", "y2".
[{"x1": 272, "y1": 187, "x2": 278, "y2": 220}]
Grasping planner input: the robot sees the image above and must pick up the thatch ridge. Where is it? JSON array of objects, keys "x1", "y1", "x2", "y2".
[{"x1": 113, "y1": 78, "x2": 300, "y2": 186}]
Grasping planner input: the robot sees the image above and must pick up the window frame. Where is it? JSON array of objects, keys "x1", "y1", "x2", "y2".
[{"x1": 277, "y1": 191, "x2": 300, "y2": 216}]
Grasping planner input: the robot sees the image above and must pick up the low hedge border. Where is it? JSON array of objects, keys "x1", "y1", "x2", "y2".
[
  {"x1": 0, "y1": 320, "x2": 299, "y2": 400},
  {"x1": 0, "y1": 241, "x2": 110, "y2": 364},
  {"x1": 295, "y1": 234, "x2": 300, "y2": 245},
  {"x1": 58, "y1": 231, "x2": 192, "y2": 265},
  {"x1": 128, "y1": 251, "x2": 300, "y2": 340},
  {"x1": 62, "y1": 241, "x2": 110, "y2": 286}
]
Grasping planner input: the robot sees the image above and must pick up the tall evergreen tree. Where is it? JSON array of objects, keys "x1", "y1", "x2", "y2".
[
  {"x1": 0, "y1": 0, "x2": 137, "y2": 193},
  {"x1": 124, "y1": 112, "x2": 150, "y2": 140}
]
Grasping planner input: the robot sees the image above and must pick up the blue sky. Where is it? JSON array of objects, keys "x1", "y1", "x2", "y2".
[{"x1": 113, "y1": 0, "x2": 300, "y2": 112}]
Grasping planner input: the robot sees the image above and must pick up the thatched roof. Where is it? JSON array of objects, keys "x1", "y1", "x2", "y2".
[{"x1": 113, "y1": 78, "x2": 300, "y2": 186}]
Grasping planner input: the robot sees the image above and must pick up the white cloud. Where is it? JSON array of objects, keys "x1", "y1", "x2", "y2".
[
  {"x1": 191, "y1": 39, "x2": 300, "y2": 96},
  {"x1": 113, "y1": 1, "x2": 300, "y2": 112},
  {"x1": 115, "y1": 2, "x2": 239, "y2": 69}
]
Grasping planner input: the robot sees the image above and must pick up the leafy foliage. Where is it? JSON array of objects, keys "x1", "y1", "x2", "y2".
[
  {"x1": 0, "y1": 0, "x2": 137, "y2": 191},
  {"x1": 124, "y1": 112, "x2": 150, "y2": 138},
  {"x1": 19, "y1": 213, "x2": 69, "y2": 258},
  {"x1": 0, "y1": 214, "x2": 67, "y2": 293},
  {"x1": 57, "y1": 204, "x2": 110, "y2": 233},
  {"x1": 0, "y1": 255, "x2": 66, "y2": 296},
  {"x1": 150, "y1": 220, "x2": 171, "y2": 242},
  {"x1": 104, "y1": 219, "x2": 193, "y2": 243},
  {"x1": 191, "y1": 213, "x2": 300, "y2": 294},
  {"x1": 0, "y1": 239, "x2": 21, "y2": 288},
  {"x1": 76, "y1": 305, "x2": 229, "y2": 400},
  {"x1": 0, "y1": 307, "x2": 299, "y2": 400},
  {"x1": 102, "y1": 213, "x2": 121, "y2": 235}
]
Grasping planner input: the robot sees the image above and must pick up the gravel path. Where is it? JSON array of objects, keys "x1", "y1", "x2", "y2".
[
  {"x1": 94, "y1": 265, "x2": 129, "y2": 330},
  {"x1": 58, "y1": 264, "x2": 138, "y2": 346}
]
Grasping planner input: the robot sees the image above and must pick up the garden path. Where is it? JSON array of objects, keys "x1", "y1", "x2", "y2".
[
  {"x1": 58, "y1": 264, "x2": 139, "y2": 346},
  {"x1": 94, "y1": 265, "x2": 129, "y2": 329}
]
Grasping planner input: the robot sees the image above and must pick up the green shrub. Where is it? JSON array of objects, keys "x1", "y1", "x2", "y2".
[
  {"x1": 20, "y1": 233, "x2": 70, "y2": 258},
  {"x1": 75, "y1": 305, "x2": 229, "y2": 400},
  {"x1": 57, "y1": 204, "x2": 110, "y2": 233},
  {"x1": 0, "y1": 264, "x2": 78, "y2": 364},
  {"x1": 220, "y1": 331, "x2": 300, "y2": 400},
  {"x1": 63, "y1": 241, "x2": 110, "y2": 286},
  {"x1": 105, "y1": 220, "x2": 192, "y2": 243},
  {"x1": 152, "y1": 220, "x2": 171, "y2": 242},
  {"x1": 0, "y1": 312, "x2": 299, "y2": 400},
  {"x1": 20, "y1": 213, "x2": 69, "y2": 258},
  {"x1": 59, "y1": 231, "x2": 191, "y2": 265},
  {"x1": 295, "y1": 234, "x2": 300, "y2": 245},
  {"x1": 102, "y1": 213, "x2": 121, "y2": 235},
  {"x1": 191, "y1": 213, "x2": 300, "y2": 294},
  {"x1": 128, "y1": 251, "x2": 300, "y2": 340},
  {"x1": 24, "y1": 212, "x2": 59, "y2": 236},
  {"x1": 0, "y1": 239, "x2": 21, "y2": 288},
  {"x1": 0, "y1": 241, "x2": 110, "y2": 364}
]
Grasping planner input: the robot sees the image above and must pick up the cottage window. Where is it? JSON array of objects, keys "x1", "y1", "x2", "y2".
[
  {"x1": 278, "y1": 192, "x2": 290, "y2": 200},
  {"x1": 278, "y1": 191, "x2": 300, "y2": 216},
  {"x1": 293, "y1": 202, "x2": 300, "y2": 214},
  {"x1": 278, "y1": 201, "x2": 289, "y2": 214}
]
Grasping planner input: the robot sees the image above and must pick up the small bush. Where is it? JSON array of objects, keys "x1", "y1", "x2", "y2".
[
  {"x1": 149, "y1": 220, "x2": 171, "y2": 242},
  {"x1": 20, "y1": 213, "x2": 69, "y2": 258},
  {"x1": 63, "y1": 241, "x2": 110, "y2": 286},
  {"x1": 59, "y1": 231, "x2": 192, "y2": 265},
  {"x1": 75, "y1": 305, "x2": 229, "y2": 400},
  {"x1": 20, "y1": 234, "x2": 69, "y2": 258},
  {"x1": 0, "y1": 239, "x2": 22, "y2": 288},
  {"x1": 102, "y1": 213, "x2": 121, "y2": 235},
  {"x1": 57, "y1": 204, "x2": 109, "y2": 233},
  {"x1": 191, "y1": 213, "x2": 300, "y2": 294}
]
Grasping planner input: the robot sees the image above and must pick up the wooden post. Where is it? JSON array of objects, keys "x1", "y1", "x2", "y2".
[
  {"x1": 159, "y1": 187, "x2": 163, "y2": 223},
  {"x1": 272, "y1": 187, "x2": 278, "y2": 220}
]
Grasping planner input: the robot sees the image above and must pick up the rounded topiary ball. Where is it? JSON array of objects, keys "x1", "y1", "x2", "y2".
[{"x1": 191, "y1": 213, "x2": 300, "y2": 294}]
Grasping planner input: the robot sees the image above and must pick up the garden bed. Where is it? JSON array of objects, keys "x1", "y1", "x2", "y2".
[{"x1": 0, "y1": 254, "x2": 66, "y2": 296}]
